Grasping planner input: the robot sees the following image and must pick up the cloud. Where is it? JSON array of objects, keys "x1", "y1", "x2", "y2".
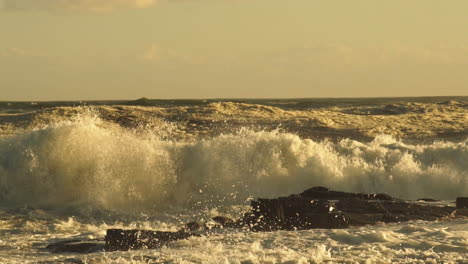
[
  {"x1": 138, "y1": 44, "x2": 207, "y2": 67},
  {"x1": 258, "y1": 43, "x2": 355, "y2": 70},
  {"x1": 0, "y1": 0, "x2": 156, "y2": 13},
  {"x1": 140, "y1": 44, "x2": 160, "y2": 62},
  {"x1": 0, "y1": 47, "x2": 45, "y2": 57},
  {"x1": 377, "y1": 43, "x2": 456, "y2": 65}
]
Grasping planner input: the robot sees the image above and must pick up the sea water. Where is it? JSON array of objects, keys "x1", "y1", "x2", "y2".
[{"x1": 0, "y1": 98, "x2": 466, "y2": 263}]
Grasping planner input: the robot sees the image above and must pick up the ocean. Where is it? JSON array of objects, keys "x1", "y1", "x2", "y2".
[{"x1": 0, "y1": 97, "x2": 467, "y2": 263}]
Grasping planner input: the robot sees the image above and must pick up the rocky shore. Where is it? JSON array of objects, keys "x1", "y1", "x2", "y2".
[{"x1": 47, "y1": 187, "x2": 468, "y2": 253}]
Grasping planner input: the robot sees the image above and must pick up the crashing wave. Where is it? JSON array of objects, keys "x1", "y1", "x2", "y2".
[{"x1": 0, "y1": 112, "x2": 466, "y2": 214}]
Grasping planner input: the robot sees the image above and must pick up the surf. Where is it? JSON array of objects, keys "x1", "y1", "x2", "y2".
[{"x1": 0, "y1": 112, "x2": 466, "y2": 215}]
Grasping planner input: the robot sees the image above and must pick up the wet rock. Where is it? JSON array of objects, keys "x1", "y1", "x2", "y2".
[
  {"x1": 105, "y1": 229, "x2": 196, "y2": 252},
  {"x1": 59, "y1": 187, "x2": 464, "y2": 253},
  {"x1": 456, "y1": 197, "x2": 468, "y2": 209},
  {"x1": 456, "y1": 209, "x2": 468, "y2": 217},
  {"x1": 46, "y1": 240, "x2": 104, "y2": 253},
  {"x1": 183, "y1": 221, "x2": 204, "y2": 231},
  {"x1": 336, "y1": 198, "x2": 454, "y2": 223},
  {"x1": 242, "y1": 187, "x2": 457, "y2": 231},
  {"x1": 211, "y1": 216, "x2": 235, "y2": 228},
  {"x1": 306, "y1": 186, "x2": 329, "y2": 192},
  {"x1": 247, "y1": 197, "x2": 348, "y2": 231},
  {"x1": 300, "y1": 187, "x2": 396, "y2": 201}
]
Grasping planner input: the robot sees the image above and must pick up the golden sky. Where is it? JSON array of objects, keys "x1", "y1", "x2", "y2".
[{"x1": 1, "y1": 0, "x2": 467, "y2": 100}]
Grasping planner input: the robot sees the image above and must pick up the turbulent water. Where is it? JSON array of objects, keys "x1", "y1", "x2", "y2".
[{"x1": 0, "y1": 97, "x2": 467, "y2": 263}]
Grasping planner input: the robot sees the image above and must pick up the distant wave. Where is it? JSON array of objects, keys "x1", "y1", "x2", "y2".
[{"x1": 0, "y1": 113, "x2": 466, "y2": 214}]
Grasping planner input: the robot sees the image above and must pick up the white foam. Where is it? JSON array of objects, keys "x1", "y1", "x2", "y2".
[
  {"x1": 0, "y1": 113, "x2": 466, "y2": 214},
  {"x1": 0, "y1": 208, "x2": 466, "y2": 263}
]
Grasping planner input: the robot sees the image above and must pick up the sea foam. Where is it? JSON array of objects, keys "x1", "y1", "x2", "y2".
[{"x1": 0, "y1": 113, "x2": 466, "y2": 214}]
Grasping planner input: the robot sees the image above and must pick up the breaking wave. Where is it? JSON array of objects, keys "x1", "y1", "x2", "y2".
[{"x1": 0, "y1": 113, "x2": 466, "y2": 214}]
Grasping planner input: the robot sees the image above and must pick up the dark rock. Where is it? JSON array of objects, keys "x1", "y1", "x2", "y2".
[
  {"x1": 47, "y1": 187, "x2": 468, "y2": 253},
  {"x1": 456, "y1": 209, "x2": 468, "y2": 217},
  {"x1": 299, "y1": 187, "x2": 397, "y2": 201},
  {"x1": 211, "y1": 216, "x2": 235, "y2": 228},
  {"x1": 46, "y1": 240, "x2": 104, "y2": 253},
  {"x1": 456, "y1": 197, "x2": 468, "y2": 209},
  {"x1": 105, "y1": 229, "x2": 196, "y2": 252},
  {"x1": 183, "y1": 221, "x2": 204, "y2": 231},
  {"x1": 373, "y1": 193, "x2": 396, "y2": 201},
  {"x1": 248, "y1": 197, "x2": 348, "y2": 231},
  {"x1": 307, "y1": 186, "x2": 329, "y2": 192},
  {"x1": 60, "y1": 187, "x2": 464, "y2": 253},
  {"x1": 335, "y1": 198, "x2": 454, "y2": 224},
  {"x1": 242, "y1": 187, "x2": 458, "y2": 231}
]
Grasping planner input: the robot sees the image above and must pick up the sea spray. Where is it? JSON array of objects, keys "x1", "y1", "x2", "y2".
[
  {"x1": 0, "y1": 112, "x2": 467, "y2": 215},
  {"x1": 0, "y1": 100, "x2": 466, "y2": 263}
]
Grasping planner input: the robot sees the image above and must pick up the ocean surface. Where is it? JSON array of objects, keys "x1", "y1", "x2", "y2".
[{"x1": 0, "y1": 97, "x2": 467, "y2": 263}]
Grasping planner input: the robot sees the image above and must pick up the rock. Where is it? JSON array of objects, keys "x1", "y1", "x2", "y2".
[
  {"x1": 456, "y1": 209, "x2": 468, "y2": 217},
  {"x1": 211, "y1": 216, "x2": 236, "y2": 228},
  {"x1": 46, "y1": 240, "x2": 104, "y2": 253},
  {"x1": 456, "y1": 197, "x2": 468, "y2": 209},
  {"x1": 183, "y1": 221, "x2": 204, "y2": 231},
  {"x1": 105, "y1": 229, "x2": 196, "y2": 252},
  {"x1": 246, "y1": 197, "x2": 348, "y2": 231},
  {"x1": 242, "y1": 187, "x2": 457, "y2": 231},
  {"x1": 203, "y1": 217, "x2": 233, "y2": 230},
  {"x1": 336, "y1": 198, "x2": 454, "y2": 223},
  {"x1": 300, "y1": 187, "x2": 397, "y2": 201},
  {"x1": 50, "y1": 187, "x2": 465, "y2": 253},
  {"x1": 307, "y1": 186, "x2": 329, "y2": 192}
]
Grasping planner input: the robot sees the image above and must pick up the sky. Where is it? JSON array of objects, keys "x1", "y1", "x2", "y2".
[{"x1": 0, "y1": 0, "x2": 467, "y2": 100}]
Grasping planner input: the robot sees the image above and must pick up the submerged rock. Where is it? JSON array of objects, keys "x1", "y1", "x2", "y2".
[
  {"x1": 105, "y1": 229, "x2": 197, "y2": 252},
  {"x1": 183, "y1": 221, "x2": 204, "y2": 231},
  {"x1": 456, "y1": 197, "x2": 468, "y2": 209},
  {"x1": 211, "y1": 216, "x2": 235, "y2": 228},
  {"x1": 46, "y1": 240, "x2": 104, "y2": 253}
]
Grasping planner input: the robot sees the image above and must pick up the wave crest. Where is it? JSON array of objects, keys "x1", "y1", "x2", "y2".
[{"x1": 0, "y1": 113, "x2": 466, "y2": 213}]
